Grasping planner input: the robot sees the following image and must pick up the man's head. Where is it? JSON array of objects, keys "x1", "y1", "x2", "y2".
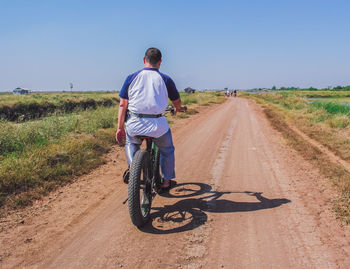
[{"x1": 144, "y1": 47, "x2": 162, "y2": 69}]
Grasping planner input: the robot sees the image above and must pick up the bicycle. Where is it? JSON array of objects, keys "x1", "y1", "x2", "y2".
[{"x1": 126, "y1": 106, "x2": 176, "y2": 227}]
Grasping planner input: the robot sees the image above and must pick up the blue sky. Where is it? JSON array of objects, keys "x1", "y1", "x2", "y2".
[{"x1": 0, "y1": 0, "x2": 349, "y2": 91}]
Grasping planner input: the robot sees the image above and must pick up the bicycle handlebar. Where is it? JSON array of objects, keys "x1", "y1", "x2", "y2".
[
  {"x1": 166, "y1": 105, "x2": 175, "y2": 115},
  {"x1": 166, "y1": 105, "x2": 187, "y2": 116}
]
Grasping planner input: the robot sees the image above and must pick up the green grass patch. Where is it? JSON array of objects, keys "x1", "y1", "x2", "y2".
[
  {"x1": 0, "y1": 106, "x2": 117, "y2": 157},
  {"x1": 311, "y1": 102, "x2": 350, "y2": 116}
]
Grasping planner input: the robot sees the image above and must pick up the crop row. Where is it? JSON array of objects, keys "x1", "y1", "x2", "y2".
[{"x1": 0, "y1": 97, "x2": 118, "y2": 122}]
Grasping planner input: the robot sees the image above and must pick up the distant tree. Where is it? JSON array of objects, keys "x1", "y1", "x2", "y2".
[
  {"x1": 271, "y1": 85, "x2": 276, "y2": 90},
  {"x1": 333, "y1": 85, "x2": 343, "y2": 90},
  {"x1": 304, "y1": 87, "x2": 318, "y2": 91}
]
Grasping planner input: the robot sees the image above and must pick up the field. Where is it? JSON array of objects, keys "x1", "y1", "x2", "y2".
[
  {"x1": 297, "y1": 91, "x2": 350, "y2": 98},
  {"x1": 0, "y1": 91, "x2": 224, "y2": 209},
  {"x1": 243, "y1": 91, "x2": 350, "y2": 223},
  {"x1": 0, "y1": 92, "x2": 118, "y2": 121}
]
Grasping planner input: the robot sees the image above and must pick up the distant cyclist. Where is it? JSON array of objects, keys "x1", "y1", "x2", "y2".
[{"x1": 115, "y1": 48, "x2": 186, "y2": 190}]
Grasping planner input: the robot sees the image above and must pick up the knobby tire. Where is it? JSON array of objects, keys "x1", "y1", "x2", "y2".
[{"x1": 128, "y1": 150, "x2": 151, "y2": 227}]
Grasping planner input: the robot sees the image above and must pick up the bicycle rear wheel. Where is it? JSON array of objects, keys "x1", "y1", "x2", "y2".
[{"x1": 128, "y1": 150, "x2": 152, "y2": 227}]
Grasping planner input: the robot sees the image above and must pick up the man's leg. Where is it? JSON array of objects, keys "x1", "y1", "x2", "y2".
[
  {"x1": 154, "y1": 129, "x2": 175, "y2": 186},
  {"x1": 125, "y1": 132, "x2": 142, "y2": 166}
]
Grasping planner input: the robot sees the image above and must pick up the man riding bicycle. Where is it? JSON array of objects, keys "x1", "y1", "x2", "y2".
[{"x1": 115, "y1": 48, "x2": 186, "y2": 190}]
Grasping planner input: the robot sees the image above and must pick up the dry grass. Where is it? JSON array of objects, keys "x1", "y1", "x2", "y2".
[{"x1": 1, "y1": 132, "x2": 113, "y2": 208}]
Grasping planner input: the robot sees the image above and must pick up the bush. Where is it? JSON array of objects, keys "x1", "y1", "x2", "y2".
[{"x1": 311, "y1": 102, "x2": 350, "y2": 115}]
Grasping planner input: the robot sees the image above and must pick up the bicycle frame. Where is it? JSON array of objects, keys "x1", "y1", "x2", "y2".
[{"x1": 141, "y1": 138, "x2": 161, "y2": 191}]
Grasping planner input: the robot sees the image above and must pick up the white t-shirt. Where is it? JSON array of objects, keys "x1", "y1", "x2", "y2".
[{"x1": 119, "y1": 67, "x2": 180, "y2": 138}]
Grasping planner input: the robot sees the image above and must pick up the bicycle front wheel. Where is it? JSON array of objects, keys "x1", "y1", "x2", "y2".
[
  {"x1": 128, "y1": 150, "x2": 152, "y2": 227},
  {"x1": 153, "y1": 146, "x2": 161, "y2": 189}
]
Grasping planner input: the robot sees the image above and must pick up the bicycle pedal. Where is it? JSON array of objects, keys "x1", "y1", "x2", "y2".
[
  {"x1": 123, "y1": 169, "x2": 129, "y2": 184},
  {"x1": 122, "y1": 197, "x2": 128, "y2": 204}
]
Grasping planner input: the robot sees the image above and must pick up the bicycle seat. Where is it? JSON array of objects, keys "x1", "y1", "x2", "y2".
[{"x1": 137, "y1": 136, "x2": 153, "y2": 140}]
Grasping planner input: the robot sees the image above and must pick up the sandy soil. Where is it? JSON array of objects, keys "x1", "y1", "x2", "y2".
[{"x1": 1, "y1": 98, "x2": 349, "y2": 269}]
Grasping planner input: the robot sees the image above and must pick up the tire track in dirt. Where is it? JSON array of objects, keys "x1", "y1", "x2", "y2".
[{"x1": 179, "y1": 103, "x2": 239, "y2": 269}]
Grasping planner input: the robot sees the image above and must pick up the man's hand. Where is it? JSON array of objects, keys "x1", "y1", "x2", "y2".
[
  {"x1": 116, "y1": 98, "x2": 128, "y2": 145},
  {"x1": 116, "y1": 128, "x2": 126, "y2": 145},
  {"x1": 174, "y1": 105, "x2": 187, "y2": 115},
  {"x1": 172, "y1": 99, "x2": 187, "y2": 115}
]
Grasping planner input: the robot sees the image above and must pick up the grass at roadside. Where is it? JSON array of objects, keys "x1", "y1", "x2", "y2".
[
  {"x1": 243, "y1": 91, "x2": 350, "y2": 224},
  {"x1": 0, "y1": 91, "x2": 224, "y2": 210},
  {"x1": 1, "y1": 131, "x2": 114, "y2": 207},
  {"x1": 0, "y1": 106, "x2": 117, "y2": 208},
  {"x1": 0, "y1": 106, "x2": 116, "y2": 157}
]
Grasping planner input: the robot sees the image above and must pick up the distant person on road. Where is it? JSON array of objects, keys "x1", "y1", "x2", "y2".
[
  {"x1": 115, "y1": 48, "x2": 186, "y2": 190},
  {"x1": 234, "y1": 89, "x2": 237, "y2": 97}
]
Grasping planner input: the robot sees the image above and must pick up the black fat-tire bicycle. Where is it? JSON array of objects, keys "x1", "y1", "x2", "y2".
[
  {"x1": 127, "y1": 106, "x2": 177, "y2": 227},
  {"x1": 128, "y1": 136, "x2": 162, "y2": 227}
]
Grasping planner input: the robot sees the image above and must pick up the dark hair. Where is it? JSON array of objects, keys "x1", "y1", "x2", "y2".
[{"x1": 145, "y1": 48, "x2": 162, "y2": 66}]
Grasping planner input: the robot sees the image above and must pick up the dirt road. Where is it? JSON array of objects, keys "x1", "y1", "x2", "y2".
[{"x1": 1, "y1": 98, "x2": 350, "y2": 268}]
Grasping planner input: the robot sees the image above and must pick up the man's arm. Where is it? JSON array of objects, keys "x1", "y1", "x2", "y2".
[
  {"x1": 115, "y1": 98, "x2": 128, "y2": 144},
  {"x1": 159, "y1": 73, "x2": 186, "y2": 114},
  {"x1": 172, "y1": 98, "x2": 187, "y2": 115}
]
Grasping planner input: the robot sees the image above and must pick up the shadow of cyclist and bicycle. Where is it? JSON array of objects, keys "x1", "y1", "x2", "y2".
[{"x1": 140, "y1": 182, "x2": 290, "y2": 234}]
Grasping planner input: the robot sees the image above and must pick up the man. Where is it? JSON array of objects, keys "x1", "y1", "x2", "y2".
[{"x1": 115, "y1": 48, "x2": 186, "y2": 189}]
